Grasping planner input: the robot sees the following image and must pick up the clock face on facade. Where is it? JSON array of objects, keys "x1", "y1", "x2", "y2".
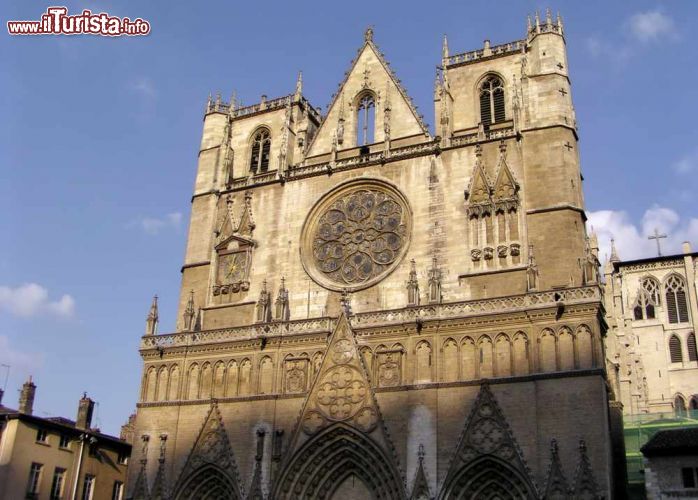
[
  {"x1": 300, "y1": 179, "x2": 412, "y2": 292},
  {"x1": 217, "y1": 252, "x2": 247, "y2": 284}
]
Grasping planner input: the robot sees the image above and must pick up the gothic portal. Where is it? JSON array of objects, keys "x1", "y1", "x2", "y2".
[{"x1": 128, "y1": 13, "x2": 625, "y2": 500}]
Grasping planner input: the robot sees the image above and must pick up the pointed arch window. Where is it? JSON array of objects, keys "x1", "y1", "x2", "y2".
[
  {"x1": 688, "y1": 332, "x2": 697, "y2": 362},
  {"x1": 249, "y1": 128, "x2": 271, "y2": 173},
  {"x1": 669, "y1": 335, "x2": 683, "y2": 363},
  {"x1": 665, "y1": 275, "x2": 689, "y2": 324},
  {"x1": 675, "y1": 394, "x2": 687, "y2": 416},
  {"x1": 633, "y1": 277, "x2": 660, "y2": 320},
  {"x1": 479, "y1": 75, "x2": 505, "y2": 126},
  {"x1": 356, "y1": 92, "x2": 376, "y2": 146}
]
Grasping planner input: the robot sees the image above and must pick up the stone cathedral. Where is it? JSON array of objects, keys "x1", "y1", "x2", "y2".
[{"x1": 127, "y1": 13, "x2": 626, "y2": 500}]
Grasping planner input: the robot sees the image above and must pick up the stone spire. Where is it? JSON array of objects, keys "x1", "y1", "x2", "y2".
[
  {"x1": 427, "y1": 257, "x2": 442, "y2": 304},
  {"x1": 544, "y1": 438, "x2": 570, "y2": 498},
  {"x1": 145, "y1": 295, "x2": 159, "y2": 336},
  {"x1": 609, "y1": 238, "x2": 620, "y2": 263},
  {"x1": 183, "y1": 291, "x2": 195, "y2": 332},
  {"x1": 442, "y1": 34, "x2": 449, "y2": 64},
  {"x1": 294, "y1": 71, "x2": 303, "y2": 100}
]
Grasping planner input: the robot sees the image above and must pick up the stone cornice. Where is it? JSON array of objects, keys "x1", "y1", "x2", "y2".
[{"x1": 140, "y1": 286, "x2": 602, "y2": 354}]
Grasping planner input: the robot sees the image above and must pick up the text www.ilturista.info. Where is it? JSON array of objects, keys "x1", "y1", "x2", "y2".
[{"x1": 8, "y1": 7, "x2": 150, "y2": 36}]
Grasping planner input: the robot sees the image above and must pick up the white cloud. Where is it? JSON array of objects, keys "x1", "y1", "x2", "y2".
[
  {"x1": 588, "y1": 205, "x2": 698, "y2": 262},
  {"x1": 0, "y1": 336, "x2": 45, "y2": 386},
  {"x1": 587, "y1": 10, "x2": 677, "y2": 61},
  {"x1": 674, "y1": 149, "x2": 698, "y2": 175},
  {"x1": 134, "y1": 212, "x2": 182, "y2": 235},
  {"x1": 0, "y1": 283, "x2": 75, "y2": 319},
  {"x1": 129, "y1": 77, "x2": 157, "y2": 99},
  {"x1": 628, "y1": 10, "x2": 675, "y2": 42}
]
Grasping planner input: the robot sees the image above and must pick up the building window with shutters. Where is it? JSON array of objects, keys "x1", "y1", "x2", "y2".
[
  {"x1": 26, "y1": 463, "x2": 43, "y2": 498},
  {"x1": 81, "y1": 474, "x2": 95, "y2": 500},
  {"x1": 50, "y1": 468, "x2": 66, "y2": 500},
  {"x1": 669, "y1": 334, "x2": 683, "y2": 363},
  {"x1": 479, "y1": 74, "x2": 505, "y2": 127},
  {"x1": 665, "y1": 274, "x2": 689, "y2": 324},
  {"x1": 688, "y1": 333, "x2": 697, "y2": 362},
  {"x1": 249, "y1": 128, "x2": 271, "y2": 174}
]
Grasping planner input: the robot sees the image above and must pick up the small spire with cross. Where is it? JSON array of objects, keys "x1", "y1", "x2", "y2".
[{"x1": 648, "y1": 228, "x2": 668, "y2": 256}]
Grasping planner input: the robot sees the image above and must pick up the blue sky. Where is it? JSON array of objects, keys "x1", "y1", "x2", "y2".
[{"x1": 2, "y1": 0, "x2": 697, "y2": 435}]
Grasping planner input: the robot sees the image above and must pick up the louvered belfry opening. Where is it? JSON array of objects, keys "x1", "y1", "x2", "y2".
[
  {"x1": 250, "y1": 128, "x2": 271, "y2": 173},
  {"x1": 688, "y1": 333, "x2": 697, "y2": 362},
  {"x1": 665, "y1": 275, "x2": 689, "y2": 324},
  {"x1": 479, "y1": 75, "x2": 505, "y2": 127},
  {"x1": 669, "y1": 335, "x2": 683, "y2": 363}
]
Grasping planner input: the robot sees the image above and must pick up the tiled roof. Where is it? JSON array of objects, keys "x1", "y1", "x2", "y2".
[{"x1": 641, "y1": 428, "x2": 698, "y2": 456}]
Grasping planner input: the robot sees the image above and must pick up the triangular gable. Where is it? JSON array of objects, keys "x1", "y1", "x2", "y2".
[
  {"x1": 492, "y1": 142, "x2": 519, "y2": 205},
  {"x1": 544, "y1": 439, "x2": 570, "y2": 499},
  {"x1": 130, "y1": 463, "x2": 150, "y2": 500},
  {"x1": 441, "y1": 384, "x2": 538, "y2": 497},
  {"x1": 467, "y1": 165, "x2": 492, "y2": 205},
  {"x1": 216, "y1": 193, "x2": 256, "y2": 248},
  {"x1": 274, "y1": 313, "x2": 406, "y2": 499},
  {"x1": 150, "y1": 459, "x2": 168, "y2": 500},
  {"x1": 286, "y1": 313, "x2": 397, "y2": 453},
  {"x1": 174, "y1": 403, "x2": 243, "y2": 499},
  {"x1": 572, "y1": 440, "x2": 600, "y2": 499},
  {"x1": 306, "y1": 29, "x2": 430, "y2": 157},
  {"x1": 410, "y1": 445, "x2": 432, "y2": 500}
]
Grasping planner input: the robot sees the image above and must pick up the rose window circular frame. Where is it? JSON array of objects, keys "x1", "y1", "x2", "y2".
[{"x1": 300, "y1": 179, "x2": 412, "y2": 292}]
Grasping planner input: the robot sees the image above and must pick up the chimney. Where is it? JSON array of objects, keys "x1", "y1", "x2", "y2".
[
  {"x1": 19, "y1": 376, "x2": 36, "y2": 415},
  {"x1": 682, "y1": 241, "x2": 692, "y2": 255},
  {"x1": 76, "y1": 393, "x2": 95, "y2": 430}
]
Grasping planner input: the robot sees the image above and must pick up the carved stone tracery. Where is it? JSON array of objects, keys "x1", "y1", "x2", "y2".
[{"x1": 301, "y1": 179, "x2": 412, "y2": 291}]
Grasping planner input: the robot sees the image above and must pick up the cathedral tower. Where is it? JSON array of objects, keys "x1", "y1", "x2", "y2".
[{"x1": 129, "y1": 14, "x2": 623, "y2": 499}]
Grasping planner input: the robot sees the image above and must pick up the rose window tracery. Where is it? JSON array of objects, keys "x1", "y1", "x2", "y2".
[{"x1": 301, "y1": 180, "x2": 411, "y2": 291}]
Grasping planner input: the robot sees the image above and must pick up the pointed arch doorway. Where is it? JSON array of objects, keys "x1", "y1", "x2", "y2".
[{"x1": 330, "y1": 473, "x2": 374, "y2": 500}]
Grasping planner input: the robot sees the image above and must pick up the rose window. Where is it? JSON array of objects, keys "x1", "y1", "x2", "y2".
[{"x1": 301, "y1": 180, "x2": 411, "y2": 291}]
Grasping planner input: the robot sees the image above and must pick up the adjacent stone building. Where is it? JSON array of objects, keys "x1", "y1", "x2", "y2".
[
  {"x1": 128, "y1": 13, "x2": 625, "y2": 499},
  {"x1": 0, "y1": 379, "x2": 131, "y2": 500},
  {"x1": 604, "y1": 242, "x2": 698, "y2": 416},
  {"x1": 641, "y1": 428, "x2": 698, "y2": 499}
]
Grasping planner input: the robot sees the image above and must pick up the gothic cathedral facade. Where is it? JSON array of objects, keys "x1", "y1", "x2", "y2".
[{"x1": 128, "y1": 14, "x2": 625, "y2": 500}]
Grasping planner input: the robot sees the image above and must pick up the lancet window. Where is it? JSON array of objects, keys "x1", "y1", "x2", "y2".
[
  {"x1": 249, "y1": 128, "x2": 271, "y2": 173},
  {"x1": 665, "y1": 275, "x2": 689, "y2": 324},
  {"x1": 479, "y1": 74, "x2": 505, "y2": 126},
  {"x1": 356, "y1": 92, "x2": 376, "y2": 146}
]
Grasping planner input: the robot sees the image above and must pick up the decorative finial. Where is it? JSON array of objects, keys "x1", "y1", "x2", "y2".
[
  {"x1": 229, "y1": 90, "x2": 237, "y2": 112},
  {"x1": 442, "y1": 34, "x2": 449, "y2": 60},
  {"x1": 610, "y1": 238, "x2": 620, "y2": 263},
  {"x1": 557, "y1": 12, "x2": 563, "y2": 31},
  {"x1": 418, "y1": 443, "x2": 425, "y2": 463},
  {"x1": 535, "y1": 11, "x2": 541, "y2": 31},
  {"x1": 527, "y1": 14, "x2": 532, "y2": 32},
  {"x1": 295, "y1": 71, "x2": 303, "y2": 97},
  {"x1": 145, "y1": 295, "x2": 159, "y2": 336},
  {"x1": 364, "y1": 26, "x2": 374, "y2": 43},
  {"x1": 183, "y1": 290, "x2": 195, "y2": 332},
  {"x1": 546, "y1": 8, "x2": 552, "y2": 27}
]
